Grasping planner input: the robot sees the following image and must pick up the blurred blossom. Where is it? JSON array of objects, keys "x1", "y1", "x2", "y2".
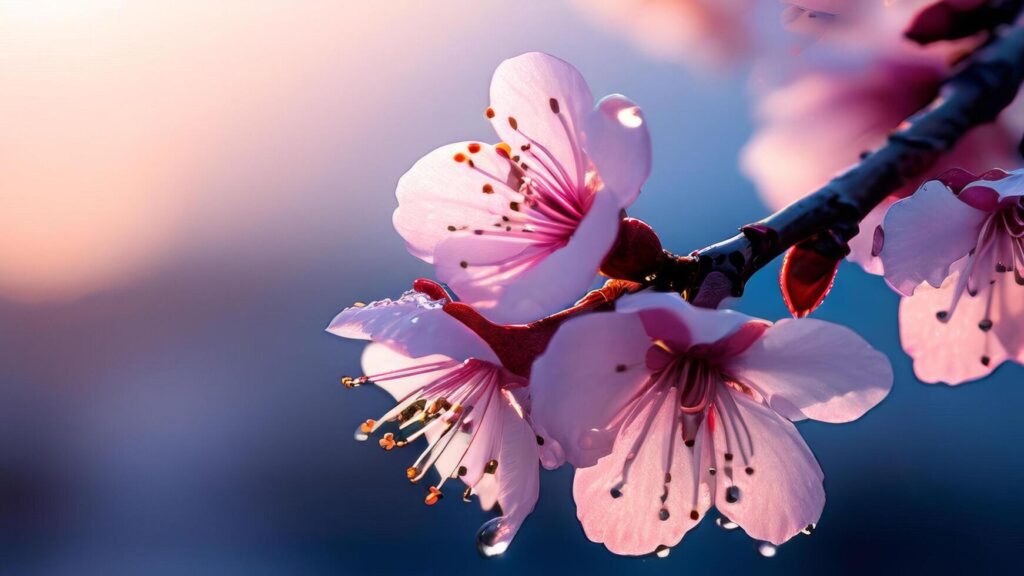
[
  {"x1": 741, "y1": 0, "x2": 1022, "y2": 273},
  {"x1": 567, "y1": 0, "x2": 785, "y2": 69}
]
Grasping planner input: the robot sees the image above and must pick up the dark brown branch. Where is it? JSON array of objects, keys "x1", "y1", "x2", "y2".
[{"x1": 659, "y1": 24, "x2": 1024, "y2": 308}]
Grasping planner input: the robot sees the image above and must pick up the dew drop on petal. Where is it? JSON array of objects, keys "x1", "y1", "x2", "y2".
[
  {"x1": 715, "y1": 516, "x2": 739, "y2": 531},
  {"x1": 801, "y1": 523, "x2": 816, "y2": 536},
  {"x1": 655, "y1": 545, "x2": 671, "y2": 558},
  {"x1": 477, "y1": 517, "x2": 511, "y2": 558},
  {"x1": 616, "y1": 106, "x2": 643, "y2": 128},
  {"x1": 757, "y1": 542, "x2": 777, "y2": 558},
  {"x1": 578, "y1": 428, "x2": 601, "y2": 450}
]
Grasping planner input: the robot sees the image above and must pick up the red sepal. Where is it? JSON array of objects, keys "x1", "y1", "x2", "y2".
[
  {"x1": 600, "y1": 217, "x2": 665, "y2": 282},
  {"x1": 780, "y1": 243, "x2": 841, "y2": 318}
]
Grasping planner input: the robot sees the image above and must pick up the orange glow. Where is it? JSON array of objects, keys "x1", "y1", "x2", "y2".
[{"x1": 0, "y1": 1, "x2": 484, "y2": 302}]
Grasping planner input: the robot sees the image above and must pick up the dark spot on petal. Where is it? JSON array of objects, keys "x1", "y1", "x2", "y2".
[{"x1": 725, "y1": 486, "x2": 740, "y2": 504}]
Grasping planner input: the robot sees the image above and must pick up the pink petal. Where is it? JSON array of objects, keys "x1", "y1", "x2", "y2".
[
  {"x1": 489, "y1": 52, "x2": 594, "y2": 199},
  {"x1": 359, "y1": 343, "x2": 459, "y2": 401},
  {"x1": 726, "y1": 318, "x2": 893, "y2": 423},
  {"x1": 474, "y1": 395, "x2": 541, "y2": 555},
  {"x1": 712, "y1": 390, "x2": 824, "y2": 545},
  {"x1": 573, "y1": 387, "x2": 712, "y2": 556},
  {"x1": 326, "y1": 289, "x2": 496, "y2": 363},
  {"x1": 394, "y1": 141, "x2": 524, "y2": 263},
  {"x1": 881, "y1": 180, "x2": 988, "y2": 296},
  {"x1": 583, "y1": 94, "x2": 652, "y2": 207},
  {"x1": 616, "y1": 292, "x2": 759, "y2": 353},
  {"x1": 435, "y1": 189, "x2": 621, "y2": 324},
  {"x1": 428, "y1": 380, "x2": 506, "y2": 489},
  {"x1": 899, "y1": 271, "x2": 1016, "y2": 385},
  {"x1": 991, "y1": 277, "x2": 1024, "y2": 366},
  {"x1": 530, "y1": 310, "x2": 654, "y2": 468}
]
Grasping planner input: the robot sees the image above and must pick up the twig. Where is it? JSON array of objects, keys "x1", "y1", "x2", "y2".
[{"x1": 654, "y1": 24, "x2": 1024, "y2": 307}]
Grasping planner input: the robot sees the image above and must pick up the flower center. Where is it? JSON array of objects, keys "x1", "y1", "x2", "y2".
[
  {"x1": 606, "y1": 352, "x2": 757, "y2": 523},
  {"x1": 445, "y1": 98, "x2": 599, "y2": 275}
]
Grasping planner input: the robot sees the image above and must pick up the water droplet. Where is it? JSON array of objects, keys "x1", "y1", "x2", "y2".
[
  {"x1": 716, "y1": 516, "x2": 739, "y2": 531},
  {"x1": 353, "y1": 426, "x2": 369, "y2": 442},
  {"x1": 477, "y1": 517, "x2": 511, "y2": 558},
  {"x1": 655, "y1": 545, "x2": 671, "y2": 558},
  {"x1": 757, "y1": 542, "x2": 777, "y2": 558},
  {"x1": 579, "y1": 429, "x2": 601, "y2": 450},
  {"x1": 616, "y1": 106, "x2": 643, "y2": 128},
  {"x1": 725, "y1": 486, "x2": 741, "y2": 503}
]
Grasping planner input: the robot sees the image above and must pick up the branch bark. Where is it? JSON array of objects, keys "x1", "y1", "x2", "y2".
[{"x1": 657, "y1": 24, "x2": 1024, "y2": 308}]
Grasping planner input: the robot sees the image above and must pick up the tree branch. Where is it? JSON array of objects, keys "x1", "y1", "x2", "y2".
[{"x1": 657, "y1": 24, "x2": 1024, "y2": 307}]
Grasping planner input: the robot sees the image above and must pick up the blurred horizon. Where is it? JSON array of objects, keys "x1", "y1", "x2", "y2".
[{"x1": 2, "y1": 1, "x2": 1023, "y2": 574}]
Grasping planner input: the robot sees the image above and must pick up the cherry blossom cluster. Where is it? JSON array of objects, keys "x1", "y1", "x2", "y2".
[
  {"x1": 327, "y1": 0, "x2": 1024, "y2": 561},
  {"x1": 329, "y1": 52, "x2": 895, "y2": 557}
]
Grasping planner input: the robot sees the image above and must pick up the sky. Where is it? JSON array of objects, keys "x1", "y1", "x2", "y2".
[{"x1": 2, "y1": 1, "x2": 1023, "y2": 574}]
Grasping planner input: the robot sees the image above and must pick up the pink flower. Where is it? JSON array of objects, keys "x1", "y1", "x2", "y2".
[
  {"x1": 879, "y1": 168, "x2": 1024, "y2": 384},
  {"x1": 326, "y1": 281, "x2": 543, "y2": 555},
  {"x1": 742, "y1": 3, "x2": 1020, "y2": 274},
  {"x1": 394, "y1": 52, "x2": 651, "y2": 324},
  {"x1": 529, "y1": 292, "x2": 892, "y2": 555}
]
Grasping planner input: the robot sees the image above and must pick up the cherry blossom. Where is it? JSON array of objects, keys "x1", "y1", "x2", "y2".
[
  {"x1": 326, "y1": 281, "x2": 542, "y2": 555},
  {"x1": 879, "y1": 168, "x2": 1024, "y2": 384},
  {"x1": 394, "y1": 52, "x2": 651, "y2": 324},
  {"x1": 529, "y1": 291, "x2": 892, "y2": 555}
]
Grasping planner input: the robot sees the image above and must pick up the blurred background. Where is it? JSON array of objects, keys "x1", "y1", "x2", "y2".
[{"x1": 2, "y1": 1, "x2": 1022, "y2": 574}]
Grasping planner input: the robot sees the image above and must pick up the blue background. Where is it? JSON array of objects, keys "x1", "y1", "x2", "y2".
[{"x1": 2, "y1": 2, "x2": 1022, "y2": 574}]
